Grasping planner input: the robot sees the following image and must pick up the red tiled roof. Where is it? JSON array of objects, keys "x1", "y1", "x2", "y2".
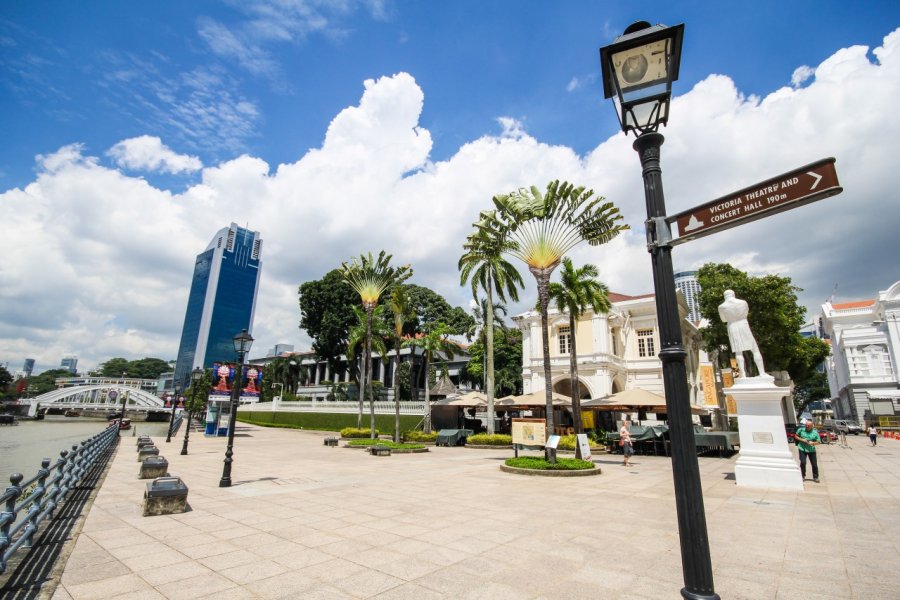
[{"x1": 832, "y1": 300, "x2": 875, "y2": 310}]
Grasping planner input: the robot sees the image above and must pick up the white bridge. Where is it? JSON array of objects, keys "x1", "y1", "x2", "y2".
[{"x1": 27, "y1": 385, "x2": 166, "y2": 416}]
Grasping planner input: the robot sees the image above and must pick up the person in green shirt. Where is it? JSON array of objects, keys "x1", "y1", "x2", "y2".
[{"x1": 794, "y1": 420, "x2": 821, "y2": 482}]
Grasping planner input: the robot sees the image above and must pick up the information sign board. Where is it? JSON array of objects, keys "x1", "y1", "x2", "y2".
[{"x1": 512, "y1": 418, "x2": 546, "y2": 446}]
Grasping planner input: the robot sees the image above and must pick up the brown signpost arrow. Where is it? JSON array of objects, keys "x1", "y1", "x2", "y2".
[{"x1": 668, "y1": 158, "x2": 842, "y2": 246}]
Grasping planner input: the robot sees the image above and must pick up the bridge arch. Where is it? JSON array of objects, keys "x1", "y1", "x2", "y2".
[{"x1": 30, "y1": 385, "x2": 165, "y2": 413}]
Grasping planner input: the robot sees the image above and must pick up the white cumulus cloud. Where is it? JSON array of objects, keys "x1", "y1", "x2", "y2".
[
  {"x1": 108, "y1": 135, "x2": 202, "y2": 174},
  {"x1": 3, "y1": 29, "x2": 900, "y2": 372}
]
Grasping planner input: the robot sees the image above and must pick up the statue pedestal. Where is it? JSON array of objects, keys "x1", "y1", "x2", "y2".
[{"x1": 731, "y1": 376, "x2": 803, "y2": 491}]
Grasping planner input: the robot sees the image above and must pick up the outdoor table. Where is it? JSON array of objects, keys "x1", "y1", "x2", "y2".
[
  {"x1": 435, "y1": 429, "x2": 474, "y2": 447},
  {"x1": 694, "y1": 431, "x2": 740, "y2": 457}
]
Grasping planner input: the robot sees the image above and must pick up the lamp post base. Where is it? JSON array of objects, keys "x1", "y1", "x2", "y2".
[{"x1": 682, "y1": 588, "x2": 721, "y2": 600}]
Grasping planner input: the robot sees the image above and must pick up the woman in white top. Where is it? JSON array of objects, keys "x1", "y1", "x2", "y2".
[
  {"x1": 869, "y1": 425, "x2": 878, "y2": 446},
  {"x1": 620, "y1": 420, "x2": 634, "y2": 466}
]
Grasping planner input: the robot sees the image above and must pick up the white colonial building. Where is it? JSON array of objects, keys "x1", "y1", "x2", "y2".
[
  {"x1": 513, "y1": 291, "x2": 705, "y2": 411},
  {"x1": 821, "y1": 280, "x2": 900, "y2": 422}
]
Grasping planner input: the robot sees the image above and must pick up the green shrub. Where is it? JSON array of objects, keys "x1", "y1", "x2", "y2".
[
  {"x1": 340, "y1": 427, "x2": 380, "y2": 438},
  {"x1": 235, "y1": 411, "x2": 420, "y2": 434},
  {"x1": 467, "y1": 433, "x2": 513, "y2": 446},
  {"x1": 346, "y1": 440, "x2": 425, "y2": 450},
  {"x1": 557, "y1": 434, "x2": 603, "y2": 451},
  {"x1": 402, "y1": 430, "x2": 438, "y2": 442},
  {"x1": 504, "y1": 456, "x2": 594, "y2": 470}
]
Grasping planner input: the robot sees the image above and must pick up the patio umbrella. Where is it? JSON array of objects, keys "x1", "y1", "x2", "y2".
[
  {"x1": 494, "y1": 390, "x2": 572, "y2": 408},
  {"x1": 433, "y1": 391, "x2": 487, "y2": 407},
  {"x1": 582, "y1": 388, "x2": 707, "y2": 415}
]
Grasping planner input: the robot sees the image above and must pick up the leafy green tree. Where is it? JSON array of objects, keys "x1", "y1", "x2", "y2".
[
  {"x1": 185, "y1": 368, "x2": 212, "y2": 425},
  {"x1": 268, "y1": 356, "x2": 302, "y2": 396},
  {"x1": 464, "y1": 327, "x2": 523, "y2": 398},
  {"x1": 299, "y1": 269, "x2": 360, "y2": 371},
  {"x1": 342, "y1": 251, "x2": 412, "y2": 438},
  {"x1": 0, "y1": 365, "x2": 12, "y2": 390},
  {"x1": 403, "y1": 322, "x2": 457, "y2": 433},
  {"x1": 21, "y1": 369, "x2": 73, "y2": 396},
  {"x1": 475, "y1": 180, "x2": 627, "y2": 431},
  {"x1": 792, "y1": 371, "x2": 830, "y2": 418},
  {"x1": 97, "y1": 357, "x2": 131, "y2": 377},
  {"x1": 547, "y1": 257, "x2": 611, "y2": 435},
  {"x1": 389, "y1": 285, "x2": 414, "y2": 442},
  {"x1": 403, "y1": 284, "x2": 475, "y2": 335},
  {"x1": 697, "y1": 263, "x2": 829, "y2": 383},
  {"x1": 459, "y1": 232, "x2": 523, "y2": 434}
]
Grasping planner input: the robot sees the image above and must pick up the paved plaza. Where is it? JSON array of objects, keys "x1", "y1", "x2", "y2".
[{"x1": 49, "y1": 424, "x2": 900, "y2": 599}]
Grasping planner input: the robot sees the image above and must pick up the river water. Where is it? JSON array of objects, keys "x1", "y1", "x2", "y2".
[{"x1": 0, "y1": 416, "x2": 171, "y2": 481}]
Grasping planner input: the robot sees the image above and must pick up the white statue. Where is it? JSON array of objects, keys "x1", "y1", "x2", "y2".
[{"x1": 718, "y1": 289, "x2": 766, "y2": 378}]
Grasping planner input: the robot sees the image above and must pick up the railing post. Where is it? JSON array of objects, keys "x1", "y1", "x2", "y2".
[
  {"x1": 44, "y1": 450, "x2": 69, "y2": 519},
  {"x1": 22, "y1": 460, "x2": 51, "y2": 549},
  {"x1": 1, "y1": 473, "x2": 24, "y2": 572}
]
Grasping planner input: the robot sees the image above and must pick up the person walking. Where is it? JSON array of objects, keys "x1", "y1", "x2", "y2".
[
  {"x1": 620, "y1": 419, "x2": 634, "y2": 467},
  {"x1": 794, "y1": 420, "x2": 821, "y2": 482},
  {"x1": 869, "y1": 424, "x2": 878, "y2": 446}
]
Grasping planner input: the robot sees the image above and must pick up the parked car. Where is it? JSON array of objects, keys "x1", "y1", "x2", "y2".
[
  {"x1": 823, "y1": 419, "x2": 864, "y2": 435},
  {"x1": 818, "y1": 429, "x2": 838, "y2": 443}
]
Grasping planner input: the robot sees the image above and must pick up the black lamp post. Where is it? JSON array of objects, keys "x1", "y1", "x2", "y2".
[
  {"x1": 166, "y1": 382, "x2": 181, "y2": 443},
  {"x1": 600, "y1": 21, "x2": 719, "y2": 600},
  {"x1": 182, "y1": 367, "x2": 204, "y2": 455},
  {"x1": 219, "y1": 329, "x2": 253, "y2": 487}
]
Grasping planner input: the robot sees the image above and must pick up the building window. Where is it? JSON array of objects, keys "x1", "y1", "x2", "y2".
[
  {"x1": 637, "y1": 329, "x2": 655, "y2": 358},
  {"x1": 559, "y1": 326, "x2": 571, "y2": 354}
]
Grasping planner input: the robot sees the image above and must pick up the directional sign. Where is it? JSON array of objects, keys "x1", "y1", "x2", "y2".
[{"x1": 668, "y1": 158, "x2": 842, "y2": 245}]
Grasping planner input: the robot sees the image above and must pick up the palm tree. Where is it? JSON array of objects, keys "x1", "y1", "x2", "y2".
[
  {"x1": 403, "y1": 323, "x2": 457, "y2": 433},
  {"x1": 466, "y1": 297, "x2": 509, "y2": 345},
  {"x1": 341, "y1": 251, "x2": 412, "y2": 438},
  {"x1": 348, "y1": 305, "x2": 390, "y2": 433},
  {"x1": 547, "y1": 257, "x2": 611, "y2": 437},
  {"x1": 389, "y1": 285, "x2": 414, "y2": 442},
  {"x1": 474, "y1": 180, "x2": 627, "y2": 433},
  {"x1": 459, "y1": 233, "x2": 523, "y2": 434}
]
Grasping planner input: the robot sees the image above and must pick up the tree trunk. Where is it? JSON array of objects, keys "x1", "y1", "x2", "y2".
[
  {"x1": 394, "y1": 342, "x2": 402, "y2": 443},
  {"x1": 423, "y1": 354, "x2": 432, "y2": 433},
  {"x1": 357, "y1": 354, "x2": 365, "y2": 429},
  {"x1": 366, "y1": 307, "x2": 375, "y2": 439},
  {"x1": 569, "y1": 312, "x2": 583, "y2": 435},
  {"x1": 485, "y1": 282, "x2": 496, "y2": 435},
  {"x1": 531, "y1": 266, "x2": 555, "y2": 435}
]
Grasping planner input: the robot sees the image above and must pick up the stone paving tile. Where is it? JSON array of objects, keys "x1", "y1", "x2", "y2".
[{"x1": 48, "y1": 425, "x2": 900, "y2": 600}]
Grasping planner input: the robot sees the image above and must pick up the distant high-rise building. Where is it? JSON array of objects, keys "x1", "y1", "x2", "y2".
[
  {"x1": 60, "y1": 356, "x2": 78, "y2": 374},
  {"x1": 174, "y1": 223, "x2": 263, "y2": 388},
  {"x1": 23, "y1": 358, "x2": 35, "y2": 377},
  {"x1": 674, "y1": 270, "x2": 702, "y2": 323},
  {"x1": 267, "y1": 344, "x2": 294, "y2": 357}
]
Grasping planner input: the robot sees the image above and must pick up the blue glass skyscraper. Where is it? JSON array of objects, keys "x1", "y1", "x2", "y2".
[{"x1": 174, "y1": 223, "x2": 262, "y2": 388}]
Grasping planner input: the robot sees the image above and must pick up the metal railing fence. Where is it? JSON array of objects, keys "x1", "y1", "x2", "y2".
[{"x1": 0, "y1": 422, "x2": 118, "y2": 574}]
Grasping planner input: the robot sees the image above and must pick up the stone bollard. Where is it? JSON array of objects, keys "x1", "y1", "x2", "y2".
[
  {"x1": 139, "y1": 456, "x2": 169, "y2": 479},
  {"x1": 143, "y1": 477, "x2": 189, "y2": 516},
  {"x1": 138, "y1": 445, "x2": 159, "y2": 462}
]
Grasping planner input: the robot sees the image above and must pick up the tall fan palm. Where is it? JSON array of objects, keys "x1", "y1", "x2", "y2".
[
  {"x1": 341, "y1": 251, "x2": 412, "y2": 438},
  {"x1": 389, "y1": 285, "x2": 414, "y2": 442},
  {"x1": 459, "y1": 233, "x2": 523, "y2": 434},
  {"x1": 474, "y1": 180, "x2": 627, "y2": 432},
  {"x1": 348, "y1": 305, "x2": 390, "y2": 432},
  {"x1": 403, "y1": 323, "x2": 457, "y2": 433},
  {"x1": 548, "y1": 257, "x2": 611, "y2": 438}
]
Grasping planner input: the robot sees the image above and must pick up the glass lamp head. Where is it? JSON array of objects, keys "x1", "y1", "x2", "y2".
[
  {"x1": 599, "y1": 21, "x2": 684, "y2": 135},
  {"x1": 233, "y1": 329, "x2": 254, "y2": 355}
]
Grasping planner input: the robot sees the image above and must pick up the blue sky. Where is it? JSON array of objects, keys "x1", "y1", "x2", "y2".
[{"x1": 2, "y1": 1, "x2": 900, "y2": 371}]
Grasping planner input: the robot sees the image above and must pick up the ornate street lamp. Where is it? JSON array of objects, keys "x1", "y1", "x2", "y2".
[
  {"x1": 165, "y1": 382, "x2": 182, "y2": 443},
  {"x1": 600, "y1": 21, "x2": 719, "y2": 600},
  {"x1": 182, "y1": 367, "x2": 205, "y2": 455},
  {"x1": 219, "y1": 329, "x2": 253, "y2": 487}
]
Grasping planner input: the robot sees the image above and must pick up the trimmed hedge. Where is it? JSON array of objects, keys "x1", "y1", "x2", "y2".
[
  {"x1": 467, "y1": 433, "x2": 512, "y2": 446},
  {"x1": 346, "y1": 440, "x2": 425, "y2": 450},
  {"x1": 504, "y1": 456, "x2": 594, "y2": 470},
  {"x1": 341, "y1": 427, "x2": 380, "y2": 438},
  {"x1": 557, "y1": 434, "x2": 603, "y2": 451},
  {"x1": 402, "y1": 430, "x2": 438, "y2": 442},
  {"x1": 236, "y1": 411, "x2": 421, "y2": 434}
]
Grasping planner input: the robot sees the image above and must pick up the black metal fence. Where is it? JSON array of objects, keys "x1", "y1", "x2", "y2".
[{"x1": 0, "y1": 422, "x2": 118, "y2": 575}]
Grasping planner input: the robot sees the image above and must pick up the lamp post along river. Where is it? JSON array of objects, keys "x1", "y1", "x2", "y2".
[
  {"x1": 219, "y1": 329, "x2": 253, "y2": 488},
  {"x1": 599, "y1": 21, "x2": 719, "y2": 600}
]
